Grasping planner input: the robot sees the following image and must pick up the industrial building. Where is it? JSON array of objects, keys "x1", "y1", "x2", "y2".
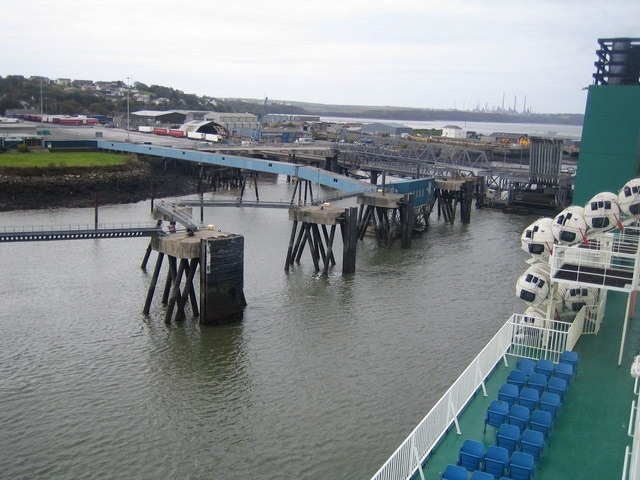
[{"x1": 359, "y1": 122, "x2": 412, "y2": 136}]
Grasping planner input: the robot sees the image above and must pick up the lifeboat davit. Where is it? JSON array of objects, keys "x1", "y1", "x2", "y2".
[
  {"x1": 516, "y1": 262, "x2": 551, "y2": 306},
  {"x1": 521, "y1": 217, "x2": 555, "y2": 258},
  {"x1": 558, "y1": 284, "x2": 598, "y2": 312},
  {"x1": 618, "y1": 178, "x2": 640, "y2": 216},
  {"x1": 584, "y1": 192, "x2": 622, "y2": 231},
  {"x1": 551, "y1": 206, "x2": 588, "y2": 245}
]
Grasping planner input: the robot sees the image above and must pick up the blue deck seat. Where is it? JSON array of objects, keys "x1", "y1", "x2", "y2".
[
  {"x1": 554, "y1": 362, "x2": 575, "y2": 384},
  {"x1": 485, "y1": 399, "x2": 509, "y2": 431},
  {"x1": 520, "y1": 428, "x2": 545, "y2": 460},
  {"x1": 535, "y1": 359, "x2": 554, "y2": 379},
  {"x1": 471, "y1": 471, "x2": 495, "y2": 480},
  {"x1": 540, "y1": 391, "x2": 562, "y2": 419},
  {"x1": 559, "y1": 350, "x2": 579, "y2": 373},
  {"x1": 508, "y1": 404, "x2": 530, "y2": 432},
  {"x1": 529, "y1": 409, "x2": 553, "y2": 443},
  {"x1": 483, "y1": 445, "x2": 510, "y2": 477},
  {"x1": 509, "y1": 451, "x2": 535, "y2": 480},
  {"x1": 516, "y1": 358, "x2": 536, "y2": 376},
  {"x1": 517, "y1": 387, "x2": 540, "y2": 410},
  {"x1": 496, "y1": 423, "x2": 521, "y2": 454},
  {"x1": 442, "y1": 464, "x2": 468, "y2": 480},
  {"x1": 547, "y1": 376, "x2": 568, "y2": 401},
  {"x1": 499, "y1": 383, "x2": 519, "y2": 407},
  {"x1": 507, "y1": 369, "x2": 528, "y2": 390},
  {"x1": 526, "y1": 372, "x2": 548, "y2": 395},
  {"x1": 458, "y1": 439, "x2": 484, "y2": 471}
]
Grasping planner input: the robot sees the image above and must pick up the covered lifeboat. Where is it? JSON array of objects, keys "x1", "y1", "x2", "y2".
[
  {"x1": 584, "y1": 191, "x2": 622, "y2": 232},
  {"x1": 557, "y1": 284, "x2": 598, "y2": 312},
  {"x1": 521, "y1": 217, "x2": 555, "y2": 259},
  {"x1": 515, "y1": 262, "x2": 551, "y2": 306},
  {"x1": 551, "y1": 205, "x2": 588, "y2": 245},
  {"x1": 618, "y1": 178, "x2": 640, "y2": 217}
]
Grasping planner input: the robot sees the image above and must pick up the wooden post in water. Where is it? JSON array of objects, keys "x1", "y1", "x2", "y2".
[
  {"x1": 400, "y1": 194, "x2": 414, "y2": 249},
  {"x1": 94, "y1": 193, "x2": 99, "y2": 230},
  {"x1": 342, "y1": 207, "x2": 358, "y2": 274}
]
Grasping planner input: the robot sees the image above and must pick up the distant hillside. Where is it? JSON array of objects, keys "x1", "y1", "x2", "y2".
[
  {"x1": 272, "y1": 100, "x2": 584, "y2": 125},
  {"x1": 1, "y1": 75, "x2": 582, "y2": 126}
]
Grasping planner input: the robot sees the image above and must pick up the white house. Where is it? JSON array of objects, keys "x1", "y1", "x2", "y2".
[{"x1": 442, "y1": 125, "x2": 465, "y2": 139}]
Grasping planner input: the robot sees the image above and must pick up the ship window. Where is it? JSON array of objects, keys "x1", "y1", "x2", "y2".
[
  {"x1": 529, "y1": 244, "x2": 544, "y2": 255},
  {"x1": 592, "y1": 218, "x2": 609, "y2": 228},
  {"x1": 533, "y1": 226, "x2": 539, "y2": 232},
  {"x1": 590, "y1": 202, "x2": 598, "y2": 211},
  {"x1": 537, "y1": 280, "x2": 546, "y2": 288},
  {"x1": 634, "y1": 186, "x2": 640, "y2": 194},
  {"x1": 525, "y1": 274, "x2": 533, "y2": 282},
  {"x1": 525, "y1": 230, "x2": 532, "y2": 238},
  {"x1": 556, "y1": 215, "x2": 565, "y2": 225},
  {"x1": 560, "y1": 231, "x2": 576, "y2": 242},
  {"x1": 604, "y1": 201, "x2": 611, "y2": 209},
  {"x1": 582, "y1": 288, "x2": 588, "y2": 296},
  {"x1": 520, "y1": 290, "x2": 536, "y2": 302},
  {"x1": 572, "y1": 302, "x2": 585, "y2": 312},
  {"x1": 624, "y1": 186, "x2": 632, "y2": 197}
]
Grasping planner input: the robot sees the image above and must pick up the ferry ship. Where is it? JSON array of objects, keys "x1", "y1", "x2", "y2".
[{"x1": 370, "y1": 38, "x2": 640, "y2": 480}]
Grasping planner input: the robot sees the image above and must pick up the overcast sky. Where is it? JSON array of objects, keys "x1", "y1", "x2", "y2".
[{"x1": 3, "y1": 0, "x2": 638, "y2": 114}]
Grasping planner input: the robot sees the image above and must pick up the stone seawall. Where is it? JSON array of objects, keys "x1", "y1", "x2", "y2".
[{"x1": 0, "y1": 161, "x2": 201, "y2": 212}]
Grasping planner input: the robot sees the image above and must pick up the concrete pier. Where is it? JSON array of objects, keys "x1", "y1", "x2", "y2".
[
  {"x1": 356, "y1": 192, "x2": 414, "y2": 248},
  {"x1": 435, "y1": 178, "x2": 476, "y2": 224},
  {"x1": 285, "y1": 204, "x2": 358, "y2": 274},
  {"x1": 144, "y1": 228, "x2": 246, "y2": 325}
]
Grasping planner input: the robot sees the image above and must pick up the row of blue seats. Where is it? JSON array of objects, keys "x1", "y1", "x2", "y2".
[
  {"x1": 442, "y1": 442, "x2": 535, "y2": 480},
  {"x1": 440, "y1": 351, "x2": 579, "y2": 480}
]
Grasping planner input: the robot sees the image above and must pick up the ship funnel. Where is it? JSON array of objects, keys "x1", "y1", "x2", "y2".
[{"x1": 594, "y1": 38, "x2": 640, "y2": 86}]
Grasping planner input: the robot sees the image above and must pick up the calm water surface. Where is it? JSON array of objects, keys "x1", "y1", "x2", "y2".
[{"x1": 0, "y1": 179, "x2": 534, "y2": 479}]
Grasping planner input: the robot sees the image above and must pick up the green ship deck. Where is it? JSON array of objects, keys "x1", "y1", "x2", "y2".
[{"x1": 414, "y1": 290, "x2": 640, "y2": 480}]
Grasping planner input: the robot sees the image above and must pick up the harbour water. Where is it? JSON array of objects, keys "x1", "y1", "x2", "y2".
[
  {"x1": 0, "y1": 178, "x2": 535, "y2": 479},
  {"x1": 321, "y1": 117, "x2": 583, "y2": 140}
]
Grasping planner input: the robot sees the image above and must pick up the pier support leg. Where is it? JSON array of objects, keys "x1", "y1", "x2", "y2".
[
  {"x1": 165, "y1": 257, "x2": 187, "y2": 323},
  {"x1": 285, "y1": 220, "x2": 299, "y2": 272},
  {"x1": 143, "y1": 252, "x2": 164, "y2": 315}
]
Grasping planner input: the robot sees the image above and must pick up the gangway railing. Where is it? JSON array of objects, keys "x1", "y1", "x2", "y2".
[
  {"x1": 369, "y1": 313, "x2": 575, "y2": 480},
  {"x1": 0, "y1": 222, "x2": 164, "y2": 242}
]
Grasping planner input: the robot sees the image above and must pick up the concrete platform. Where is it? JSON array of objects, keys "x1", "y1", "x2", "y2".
[
  {"x1": 151, "y1": 228, "x2": 239, "y2": 258},
  {"x1": 288, "y1": 205, "x2": 346, "y2": 225},
  {"x1": 356, "y1": 191, "x2": 404, "y2": 208}
]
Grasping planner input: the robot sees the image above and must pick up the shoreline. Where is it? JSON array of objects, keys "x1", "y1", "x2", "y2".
[{"x1": 0, "y1": 160, "x2": 201, "y2": 212}]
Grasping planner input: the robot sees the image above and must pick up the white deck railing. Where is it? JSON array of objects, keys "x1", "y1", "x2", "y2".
[
  {"x1": 369, "y1": 313, "x2": 576, "y2": 480},
  {"x1": 550, "y1": 229, "x2": 640, "y2": 293}
]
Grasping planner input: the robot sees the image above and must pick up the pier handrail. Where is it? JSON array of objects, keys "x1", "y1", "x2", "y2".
[
  {"x1": 369, "y1": 313, "x2": 574, "y2": 480},
  {"x1": 0, "y1": 222, "x2": 161, "y2": 233}
]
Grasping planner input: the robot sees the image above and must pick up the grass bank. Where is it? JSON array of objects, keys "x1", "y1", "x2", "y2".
[{"x1": 0, "y1": 151, "x2": 138, "y2": 175}]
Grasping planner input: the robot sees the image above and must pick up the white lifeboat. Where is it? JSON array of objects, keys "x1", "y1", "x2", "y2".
[
  {"x1": 513, "y1": 305, "x2": 549, "y2": 342},
  {"x1": 584, "y1": 191, "x2": 622, "y2": 231},
  {"x1": 521, "y1": 217, "x2": 555, "y2": 258},
  {"x1": 618, "y1": 178, "x2": 640, "y2": 216},
  {"x1": 559, "y1": 284, "x2": 598, "y2": 312},
  {"x1": 515, "y1": 262, "x2": 551, "y2": 306},
  {"x1": 551, "y1": 205, "x2": 588, "y2": 245}
]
